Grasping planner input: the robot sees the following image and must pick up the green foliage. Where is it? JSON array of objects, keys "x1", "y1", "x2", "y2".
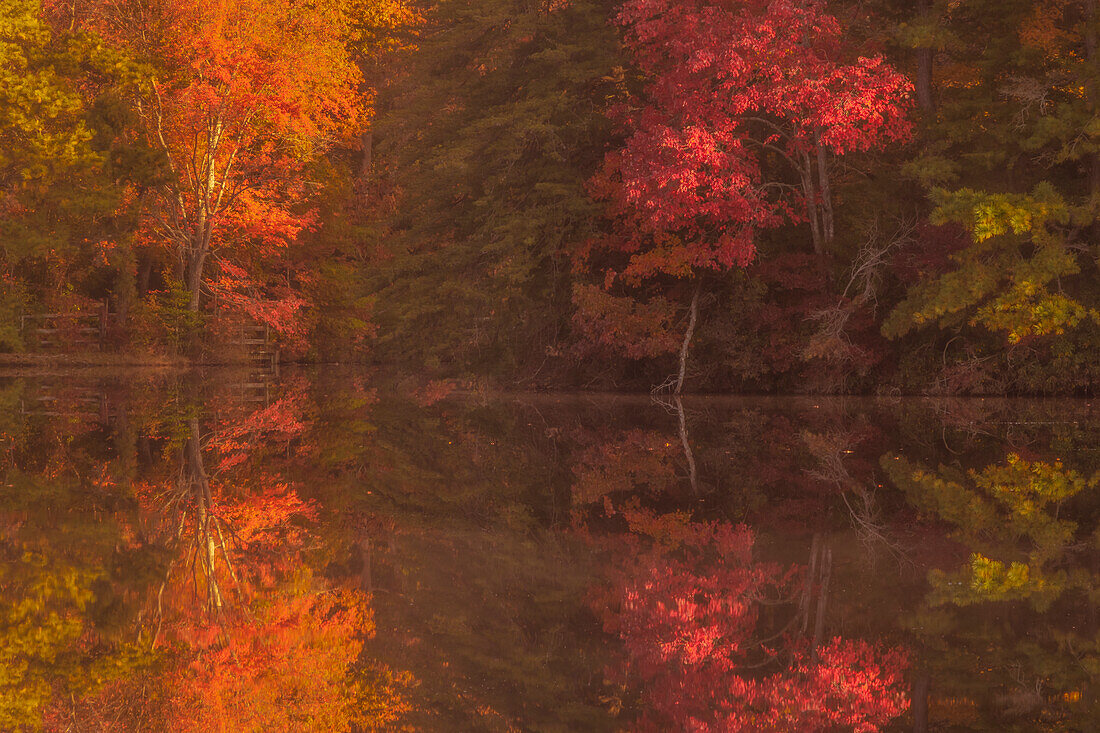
[
  {"x1": 884, "y1": 186, "x2": 1099, "y2": 343},
  {"x1": 930, "y1": 185, "x2": 1069, "y2": 243},
  {"x1": 885, "y1": 452, "x2": 1097, "y2": 610},
  {"x1": 0, "y1": 0, "x2": 95, "y2": 187},
  {"x1": 0, "y1": 0, "x2": 159, "y2": 352},
  {"x1": 366, "y1": 0, "x2": 622, "y2": 377},
  {"x1": 131, "y1": 283, "x2": 206, "y2": 352},
  {"x1": 881, "y1": 0, "x2": 1100, "y2": 390}
]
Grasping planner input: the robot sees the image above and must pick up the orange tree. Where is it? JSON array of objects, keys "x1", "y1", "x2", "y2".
[{"x1": 44, "y1": 0, "x2": 412, "y2": 337}]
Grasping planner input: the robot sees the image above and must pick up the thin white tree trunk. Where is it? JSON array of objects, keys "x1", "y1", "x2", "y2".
[{"x1": 675, "y1": 281, "x2": 702, "y2": 395}]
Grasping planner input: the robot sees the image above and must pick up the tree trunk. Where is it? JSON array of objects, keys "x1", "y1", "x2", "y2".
[
  {"x1": 800, "y1": 153, "x2": 824, "y2": 256},
  {"x1": 915, "y1": 47, "x2": 935, "y2": 112},
  {"x1": 675, "y1": 397, "x2": 698, "y2": 494},
  {"x1": 811, "y1": 542, "x2": 832, "y2": 658},
  {"x1": 188, "y1": 113, "x2": 222, "y2": 313},
  {"x1": 1085, "y1": 0, "x2": 1100, "y2": 211},
  {"x1": 915, "y1": 0, "x2": 935, "y2": 113},
  {"x1": 185, "y1": 246, "x2": 207, "y2": 312},
  {"x1": 360, "y1": 130, "x2": 374, "y2": 179},
  {"x1": 113, "y1": 243, "x2": 136, "y2": 324},
  {"x1": 185, "y1": 421, "x2": 223, "y2": 612},
  {"x1": 137, "y1": 249, "x2": 154, "y2": 297},
  {"x1": 360, "y1": 538, "x2": 373, "y2": 593},
  {"x1": 675, "y1": 281, "x2": 702, "y2": 395},
  {"x1": 814, "y1": 130, "x2": 834, "y2": 244},
  {"x1": 799, "y1": 533, "x2": 821, "y2": 633}
]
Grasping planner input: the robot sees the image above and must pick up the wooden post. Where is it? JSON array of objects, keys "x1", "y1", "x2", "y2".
[{"x1": 99, "y1": 299, "x2": 109, "y2": 350}]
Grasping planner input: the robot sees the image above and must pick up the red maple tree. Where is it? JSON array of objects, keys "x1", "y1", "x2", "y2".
[{"x1": 576, "y1": 0, "x2": 912, "y2": 390}]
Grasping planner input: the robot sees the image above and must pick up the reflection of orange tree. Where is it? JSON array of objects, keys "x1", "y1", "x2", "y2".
[
  {"x1": 586, "y1": 504, "x2": 909, "y2": 732},
  {"x1": 572, "y1": 430, "x2": 681, "y2": 506},
  {"x1": 134, "y1": 420, "x2": 315, "y2": 627},
  {"x1": 164, "y1": 588, "x2": 406, "y2": 732},
  {"x1": 82, "y1": 408, "x2": 411, "y2": 731},
  {"x1": 0, "y1": 380, "x2": 411, "y2": 731}
]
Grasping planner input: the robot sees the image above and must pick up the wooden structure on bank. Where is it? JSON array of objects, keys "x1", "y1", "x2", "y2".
[
  {"x1": 20, "y1": 301, "x2": 111, "y2": 351},
  {"x1": 17, "y1": 304, "x2": 282, "y2": 410},
  {"x1": 216, "y1": 318, "x2": 281, "y2": 406},
  {"x1": 18, "y1": 303, "x2": 280, "y2": 378},
  {"x1": 229, "y1": 321, "x2": 280, "y2": 377}
]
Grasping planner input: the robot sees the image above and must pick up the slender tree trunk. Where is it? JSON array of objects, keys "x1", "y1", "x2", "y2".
[
  {"x1": 186, "y1": 244, "x2": 207, "y2": 312},
  {"x1": 137, "y1": 249, "x2": 154, "y2": 297},
  {"x1": 915, "y1": 47, "x2": 934, "y2": 112},
  {"x1": 1085, "y1": 0, "x2": 1100, "y2": 211},
  {"x1": 361, "y1": 130, "x2": 374, "y2": 179},
  {"x1": 799, "y1": 533, "x2": 821, "y2": 633},
  {"x1": 915, "y1": 0, "x2": 935, "y2": 113},
  {"x1": 1090, "y1": 155, "x2": 1100, "y2": 210},
  {"x1": 113, "y1": 243, "x2": 136, "y2": 324},
  {"x1": 814, "y1": 130, "x2": 834, "y2": 244},
  {"x1": 800, "y1": 153, "x2": 824, "y2": 256},
  {"x1": 675, "y1": 397, "x2": 698, "y2": 494},
  {"x1": 811, "y1": 542, "x2": 832, "y2": 658},
  {"x1": 360, "y1": 538, "x2": 373, "y2": 593},
  {"x1": 675, "y1": 281, "x2": 702, "y2": 395}
]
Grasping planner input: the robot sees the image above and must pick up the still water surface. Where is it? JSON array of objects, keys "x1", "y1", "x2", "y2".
[{"x1": 1, "y1": 369, "x2": 1097, "y2": 731}]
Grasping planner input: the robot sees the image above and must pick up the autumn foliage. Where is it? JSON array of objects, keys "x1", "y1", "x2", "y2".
[
  {"x1": 7, "y1": 0, "x2": 1100, "y2": 390},
  {"x1": 588, "y1": 506, "x2": 909, "y2": 731},
  {"x1": 572, "y1": 0, "x2": 911, "y2": 374},
  {"x1": 40, "y1": 0, "x2": 412, "y2": 338}
]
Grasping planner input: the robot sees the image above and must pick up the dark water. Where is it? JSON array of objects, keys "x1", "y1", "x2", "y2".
[{"x1": 1, "y1": 369, "x2": 1098, "y2": 731}]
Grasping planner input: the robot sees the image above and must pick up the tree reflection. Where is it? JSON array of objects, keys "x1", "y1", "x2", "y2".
[
  {"x1": 0, "y1": 377, "x2": 409, "y2": 731},
  {"x1": 3, "y1": 377, "x2": 1100, "y2": 730},
  {"x1": 581, "y1": 503, "x2": 909, "y2": 732},
  {"x1": 886, "y1": 452, "x2": 1100, "y2": 728}
]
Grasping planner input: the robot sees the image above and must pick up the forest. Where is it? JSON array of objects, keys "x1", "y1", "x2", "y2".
[{"x1": 4, "y1": 0, "x2": 1100, "y2": 395}]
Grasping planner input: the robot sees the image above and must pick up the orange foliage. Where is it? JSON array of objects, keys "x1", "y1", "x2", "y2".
[
  {"x1": 1019, "y1": 0, "x2": 1076, "y2": 61},
  {"x1": 44, "y1": 0, "x2": 415, "y2": 329},
  {"x1": 166, "y1": 589, "x2": 401, "y2": 733}
]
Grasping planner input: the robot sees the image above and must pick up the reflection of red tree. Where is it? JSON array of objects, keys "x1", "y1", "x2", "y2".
[{"x1": 593, "y1": 507, "x2": 908, "y2": 732}]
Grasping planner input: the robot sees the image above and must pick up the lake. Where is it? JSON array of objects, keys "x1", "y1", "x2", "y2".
[{"x1": 1, "y1": 368, "x2": 1097, "y2": 731}]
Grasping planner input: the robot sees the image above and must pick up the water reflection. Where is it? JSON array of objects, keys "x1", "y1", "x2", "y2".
[
  {"x1": 0, "y1": 374, "x2": 1097, "y2": 730},
  {"x1": 0, "y1": 376, "x2": 405, "y2": 731}
]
